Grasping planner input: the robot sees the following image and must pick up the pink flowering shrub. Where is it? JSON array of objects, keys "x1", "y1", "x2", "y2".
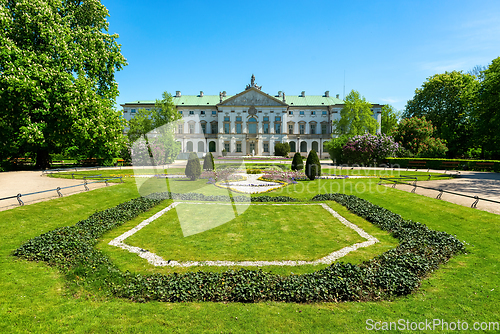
[{"x1": 262, "y1": 170, "x2": 307, "y2": 183}]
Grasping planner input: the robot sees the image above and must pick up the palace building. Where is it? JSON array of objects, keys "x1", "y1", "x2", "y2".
[{"x1": 120, "y1": 75, "x2": 382, "y2": 158}]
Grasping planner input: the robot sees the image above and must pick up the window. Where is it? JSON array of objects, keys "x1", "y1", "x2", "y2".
[
  {"x1": 236, "y1": 123, "x2": 242, "y2": 134},
  {"x1": 209, "y1": 141, "x2": 216, "y2": 152},
  {"x1": 263, "y1": 143, "x2": 269, "y2": 153},
  {"x1": 211, "y1": 122, "x2": 218, "y2": 134},
  {"x1": 290, "y1": 141, "x2": 296, "y2": 152},
  {"x1": 321, "y1": 123, "x2": 327, "y2": 134},
  {"x1": 189, "y1": 123, "x2": 195, "y2": 134},
  {"x1": 300, "y1": 110, "x2": 304, "y2": 115},
  {"x1": 236, "y1": 116, "x2": 242, "y2": 122},
  {"x1": 311, "y1": 111, "x2": 316, "y2": 115},
  {"x1": 178, "y1": 124, "x2": 183, "y2": 134},
  {"x1": 248, "y1": 117, "x2": 257, "y2": 134},
  {"x1": 263, "y1": 123, "x2": 269, "y2": 134},
  {"x1": 274, "y1": 123, "x2": 281, "y2": 134},
  {"x1": 201, "y1": 110, "x2": 205, "y2": 115},
  {"x1": 289, "y1": 110, "x2": 293, "y2": 115},
  {"x1": 263, "y1": 116, "x2": 269, "y2": 122},
  {"x1": 224, "y1": 142, "x2": 230, "y2": 152},
  {"x1": 189, "y1": 110, "x2": 194, "y2": 115},
  {"x1": 224, "y1": 123, "x2": 230, "y2": 134},
  {"x1": 236, "y1": 143, "x2": 242, "y2": 153},
  {"x1": 187, "y1": 141, "x2": 193, "y2": 152},
  {"x1": 310, "y1": 123, "x2": 316, "y2": 134},
  {"x1": 212, "y1": 110, "x2": 216, "y2": 115},
  {"x1": 300, "y1": 141, "x2": 307, "y2": 152},
  {"x1": 224, "y1": 116, "x2": 230, "y2": 122},
  {"x1": 201, "y1": 123, "x2": 206, "y2": 134},
  {"x1": 198, "y1": 142, "x2": 204, "y2": 152},
  {"x1": 179, "y1": 110, "x2": 183, "y2": 115},
  {"x1": 312, "y1": 141, "x2": 319, "y2": 152},
  {"x1": 322, "y1": 110, "x2": 327, "y2": 115},
  {"x1": 275, "y1": 116, "x2": 281, "y2": 122},
  {"x1": 299, "y1": 124, "x2": 305, "y2": 134},
  {"x1": 131, "y1": 109, "x2": 136, "y2": 113},
  {"x1": 288, "y1": 124, "x2": 293, "y2": 134}
]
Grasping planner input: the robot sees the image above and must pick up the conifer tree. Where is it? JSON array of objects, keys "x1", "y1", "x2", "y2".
[
  {"x1": 305, "y1": 150, "x2": 321, "y2": 180},
  {"x1": 185, "y1": 152, "x2": 202, "y2": 180},
  {"x1": 203, "y1": 152, "x2": 215, "y2": 170},
  {"x1": 291, "y1": 152, "x2": 304, "y2": 171}
]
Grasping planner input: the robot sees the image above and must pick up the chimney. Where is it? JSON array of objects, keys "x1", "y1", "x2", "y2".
[
  {"x1": 336, "y1": 94, "x2": 340, "y2": 99},
  {"x1": 278, "y1": 91, "x2": 282, "y2": 97},
  {"x1": 175, "y1": 91, "x2": 181, "y2": 97},
  {"x1": 282, "y1": 92, "x2": 286, "y2": 102},
  {"x1": 200, "y1": 91, "x2": 204, "y2": 97},
  {"x1": 325, "y1": 91, "x2": 330, "y2": 97},
  {"x1": 222, "y1": 91, "x2": 227, "y2": 97},
  {"x1": 301, "y1": 91, "x2": 305, "y2": 97}
]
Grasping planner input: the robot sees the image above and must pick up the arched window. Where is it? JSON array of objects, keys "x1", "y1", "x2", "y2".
[
  {"x1": 209, "y1": 141, "x2": 216, "y2": 152},
  {"x1": 186, "y1": 141, "x2": 193, "y2": 152},
  {"x1": 312, "y1": 141, "x2": 319, "y2": 152},
  {"x1": 300, "y1": 141, "x2": 307, "y2": 153},
  {"x1": 289, "y1": 141, "x2": 296, "y2": 152},
  {"x1": 248, "y1": 117, "x2": 257, "y2": 134},
  {"x1": 197, "y1": 141, "x2": 204, "y2": 152}
]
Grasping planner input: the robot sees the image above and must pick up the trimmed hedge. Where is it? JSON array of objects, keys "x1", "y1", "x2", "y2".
[
  {"x1": 14, "y1": 192, "x2": 465, "y2": 303},
  {"x1": 385, "y1": 157, "x2": 500, "y2": 172}
]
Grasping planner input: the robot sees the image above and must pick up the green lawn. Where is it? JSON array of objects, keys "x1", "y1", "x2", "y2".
[{"x1": 1, "y1": 175, "x2": 499, "y2": 333}]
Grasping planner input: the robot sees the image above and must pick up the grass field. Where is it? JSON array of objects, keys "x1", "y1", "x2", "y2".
[{"x1": 1, "y1": 172, "x2": 499, "y2": 333}]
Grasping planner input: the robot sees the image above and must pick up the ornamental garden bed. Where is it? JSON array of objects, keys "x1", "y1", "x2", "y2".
[{"x1": 13, "y1": 191, "x2": 465, "y2": 303}]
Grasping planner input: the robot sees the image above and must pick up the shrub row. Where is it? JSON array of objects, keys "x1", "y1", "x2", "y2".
[
  {"x1": 14, "y1": 193, "x2": 465, "y2": 303},
  {"x1": 385, "y1": 157, "x2": 500, "y2": 172}
]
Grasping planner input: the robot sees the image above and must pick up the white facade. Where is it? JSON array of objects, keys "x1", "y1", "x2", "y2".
[{"x1": 121, "y1": 79, "x2": 382, "y2": 158}]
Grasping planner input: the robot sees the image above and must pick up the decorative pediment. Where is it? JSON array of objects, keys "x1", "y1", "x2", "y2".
[{"x1": 218, "y1": 88, "x2": 288, "y2": 107}]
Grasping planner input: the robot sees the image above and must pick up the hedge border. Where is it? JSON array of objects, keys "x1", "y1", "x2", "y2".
[
  {"x1": 13, "y1": 192, "x2": 465, "y2": 303},
  {"x1": 385, "y1": 158, "x2": 500, "y2": 172}
]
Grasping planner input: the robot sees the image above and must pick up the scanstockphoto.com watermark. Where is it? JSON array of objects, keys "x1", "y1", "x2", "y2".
[{"x1": 366, "y1": 318, "x2": 499, "y2": 331}]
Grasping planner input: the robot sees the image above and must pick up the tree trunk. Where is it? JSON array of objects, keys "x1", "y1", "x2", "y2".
[{"x1": 35, "y1": 148, "x2": 51, "y2": 170}]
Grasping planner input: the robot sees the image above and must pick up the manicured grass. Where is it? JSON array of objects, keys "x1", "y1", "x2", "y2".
[
  {"x1": 1, "y1": 173, "x2": 499, "y2": 333},
  {"x1": 124, "y1": 203, "x2": 366, "y2": 262}
]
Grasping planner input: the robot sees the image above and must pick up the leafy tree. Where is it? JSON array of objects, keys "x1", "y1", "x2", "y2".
[
  {"x1": 391, "y1": 117, "x2": 448, "y2": 158},
  {"x1": 185, "y1": 152, "x2": 201, "y2": 180},
  {"x1": 324, "y1": 135, "x2": 350, "y2": 164},
  {"x1": 203, "y1": 152, "x2": 215, "y2": 171},
  {"x1": 380, "y1": 105, "x2": 400, "y2": 134},
  {"x1": 473, "y1": 57, "x2": 500, "y2": 159},
  {"x1": 305, "y1": 150, "x2": 321, "y2": 180},
  {"x1": 291, "y1": 152, "x2": 304, "y2": 171},
  {"x1": 274, "y1": 142, "x2": 290, "y2": 157},
  {"x1": 0, "y1": 0, "x2": 127, "y2": 169},
  {"x1": 403, "y1": 71, "x2": 480, "y2": 157},
  {"x1": 333, "y1": 90, "x2": 378, "y2": 136},
  {"x1": 342, "y1": 133, "x2": 399, "y2": 165}
]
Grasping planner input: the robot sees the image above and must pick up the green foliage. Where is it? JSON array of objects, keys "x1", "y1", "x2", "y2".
[
  {"x1": 14, "y1": 192, "x2": 465, "y2": 304},
  {"x1": 324, "y1": 135, "x2": 350, "y2": 164},
  {"x1": 305, "y1": 150, "x2": 321, "y2": 180},
  {"x1": 291, "y1": 152, "x2": 304, "y2": 171},
  {"x1": 342, "y1": 133, "x2": 400, "y2": 165},
  {"x1": 391, "y1": 117, "x2": 448, "y2": 158},
  {"x1": 380, "y1": 105, "x2": 400, "y2": 134},
  {"x1": 0, "y1": 0, "x2": 127, "y2": 169},
  {"x1": 185, "y1": 152, "x2": 202, "y2": 180},
  {"x1": 274, "y1": 142, "x2": 290, "y2": 157},
  {"x1": 222, "y1": 149, "x2": 227, "y2": 157},
  {"x1": 404, "y1": 71, "x2": 480, "y2": 157},
  {"x1": 203, "y1": 152, "x2": 215, "y2": 171},
  {"x1": 333, "y1": 90, "x2": 378, "y2": 136},
  {"x1": 385, "y1": 157, "x2": 500, "y2": 172}
]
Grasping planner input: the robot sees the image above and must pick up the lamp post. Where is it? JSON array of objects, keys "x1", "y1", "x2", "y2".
[{"x1": 297, "y1": 136, "x2": 300, "y2": 156}]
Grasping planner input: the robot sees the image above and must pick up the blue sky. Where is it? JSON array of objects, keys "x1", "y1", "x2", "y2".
[{"x1": 103, "y1": 0, "x2": 500, "y2": 111}]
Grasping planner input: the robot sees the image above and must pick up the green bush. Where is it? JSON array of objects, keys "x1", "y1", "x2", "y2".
[
  {"x1": 291, "y1": 152, "x2": 304, "y2": 171},
  {"x1": 305, "y1": 150, "x2": 321, "y2": 180},
  {"x1": 222, "y1": 149, "x2": 227, "y2": 157},
  {"x1": 203, "y1": 152, "x2": 215, "y2": 171},
  {"x1": 324, "y1": 135, "x2": 350, "y2": 164},
  {"x1": 185, "y1": 152, "x2": 202, "y2": 180},
  {"x1": 274, "y1": 142, "x2": 290, "y2": 157}
]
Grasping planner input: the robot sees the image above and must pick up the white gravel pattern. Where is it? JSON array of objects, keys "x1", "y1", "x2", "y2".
[
  {"x1": 109, "y1": 202, "x2": 379, "y2": 267},
  {"x1": 216, "y1": 174, "x2": 284, "y2": 193}
]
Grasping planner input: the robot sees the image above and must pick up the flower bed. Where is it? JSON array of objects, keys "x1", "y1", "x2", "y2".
[{"x1": 14, "y1": 192, "x2": 465, "y2": 303}]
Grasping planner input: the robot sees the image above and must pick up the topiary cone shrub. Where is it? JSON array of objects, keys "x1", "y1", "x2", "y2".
[
  {"x1": 305, "y1": 149, "x2": 321, "y2": 180},
  {"x1": 185, "y1": 152, "x2": 202, "y2": 180},
  {"x1": 203, "y1": 152, "x2": 215, "y2": 171},
  {"x1": 291, "y1": 152, "x2": 304, "y2": 171}
]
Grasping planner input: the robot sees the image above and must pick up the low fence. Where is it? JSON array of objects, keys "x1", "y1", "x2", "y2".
[{"x1": 379, "y1": 175, "x2": 500, "y2": 209}]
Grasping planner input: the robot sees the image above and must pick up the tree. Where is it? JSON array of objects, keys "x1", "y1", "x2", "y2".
[
  {"x1": 475, "y1": 57, "x2": 500, "y2": 158},
  {"x1": 203, "y1": 152, "x2": 215, "y2": 171},
  {"x1": 324, "y1": 135, "x2": 350, "y2": 164},
  {"x1": 185, "y1": 152, "x2": 201, "y2": 180},
  {"x1": 332, "y1": 90, "x2": 378, "y2": 137},
  {"x1": 380, "y1": 105, "x2": 400, "y2": 135},
  {"x1": 0, "y1": 0, "x2": 127, "y2": 169},
  {"x1": 274, "y1": 142, "x2": 290, "y2": 157},
  {"x1": 127, "y1": 92, "x2": 182, "y2": 164},
  {"x1": 403, "y1": 71, "x2": 480, "y2": 157},
  {"x1": 391, "y1": 117, "x2": 448, "y2": 158},
  {"x1": 305, "y1": 150, "x2": 321, "y2": 180},
  {"x1": 342, "y1": 133, "x2": 400, "y2": 165},
  {"x1": 291, "y1": 152, "x2": 304, "y2": 171}
]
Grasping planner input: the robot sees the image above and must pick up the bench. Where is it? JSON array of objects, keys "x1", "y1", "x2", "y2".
[
  {"x1": 440, "y1": 161, "x2": 460, "y2": 171},
  {"x1": 115, "y1": 159, "x2": 125, "y2": 167},
  {"x1": 12, "y1": 158, "x2": 33, "y2": 166},
  {"x1": 79, "y1": 159, "x2": 102, "y2": 166},
  {"x1": 407, "y1": 160, "x2": 428, "y2": 171},
  {"x1": 475, "y1": 162, "x2": 495, "y2": 171}
]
